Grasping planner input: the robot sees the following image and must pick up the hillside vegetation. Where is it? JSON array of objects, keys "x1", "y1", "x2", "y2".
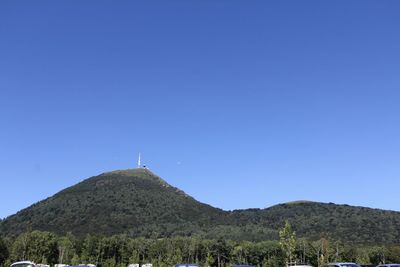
[{"x1": 1, "y1": 169, "x2": 400, "y2": 244}]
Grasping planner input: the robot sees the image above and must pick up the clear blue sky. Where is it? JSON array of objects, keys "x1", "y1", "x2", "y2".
[{"x1": 1, "y1": 1, "x2": 400, "y2": 219}]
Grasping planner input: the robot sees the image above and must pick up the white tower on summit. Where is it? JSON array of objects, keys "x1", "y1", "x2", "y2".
[{"x1": 137, "y1": 153, "x2": 141, "y2": 168}]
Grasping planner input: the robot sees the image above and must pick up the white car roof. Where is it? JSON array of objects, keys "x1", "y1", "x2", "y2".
[
  {"x1": 328, "y1": 263, "x2": 360, "y2": 267},
  {"x1": 11, "y1": 262, "x2": 36, "y2": 267}
]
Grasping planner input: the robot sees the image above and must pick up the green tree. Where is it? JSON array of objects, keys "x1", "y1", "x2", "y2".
[
  {"x1": 57, "y1": 232, "x2": 75, "y2": 264},
  {"x1": 28, "y1": 231, "x2": 58, "y2": 264},
  {"x1": 279, "y1": 221, "x2": 297, "y2": 266},
  {"x1": 386, "y1": 246, "x2": 400, "y2": 264},
  {"x1": 0, "y1": 236, "x2": 9, "y2": 267},
  {"x1": 209, "y1": 239, "x2": 231, "y2": 267},
  {"x1": 71, "y1": 254, "x2": 80, "y2": 265},
  {"x1": 11, "y1": 232, "x2": 30, "y2": 261},
  {"x1": 232, "y1": 245, "x2": 245, "y2": 264},
  {"x1": 369, "y1": 246, "x2": 388, "y2": 265},
  {"x1": 81, "y1": 234, "x2": 101, "y2": 265}
]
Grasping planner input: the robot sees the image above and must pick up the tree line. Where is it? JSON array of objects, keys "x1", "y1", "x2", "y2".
[{"x1": 0, "y1": 223, "x2": 399, "y2": 267}]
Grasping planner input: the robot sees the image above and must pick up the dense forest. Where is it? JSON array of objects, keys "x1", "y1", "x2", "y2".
[
  {"x1": 2, "y1": 169, "x2": 400, "y2": 245},
  {"x1": 0, "y1": 223, "x2": 400, "y2": 267}
]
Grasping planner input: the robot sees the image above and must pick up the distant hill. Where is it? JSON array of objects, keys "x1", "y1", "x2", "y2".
[
  {"x1": 1, "y1": 169, "x2": 400, "y2": 244},
  {"x1": 229, "y1": 201, "x2": 400, "y2": 244}
]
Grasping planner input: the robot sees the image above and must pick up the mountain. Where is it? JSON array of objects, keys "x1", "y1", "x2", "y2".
[
  {"x1": 229, "y1": 201, "x2": 400, "y2": 244},
  {"x1": 1, "y1": 169, "x2": 400, "y2": 244},
  {"x1": 0, "y1": 169, "x2": 227, "y2": 237}
]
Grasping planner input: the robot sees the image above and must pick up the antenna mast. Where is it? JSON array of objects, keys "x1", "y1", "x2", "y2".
[{"x1": 137, "y1": 153, "x2": 141, "y2": 168}]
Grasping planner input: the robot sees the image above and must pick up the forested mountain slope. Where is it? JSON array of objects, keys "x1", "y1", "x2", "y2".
[
  {"x1": 0, "y1": 169, "x2": 226, "y2": 236},
  {"x1": 1, "y1": 169, "x2": 400, "y2": 244},
  {"x1": 229, "y1": 201, "x2": 400, "y2": 244}
]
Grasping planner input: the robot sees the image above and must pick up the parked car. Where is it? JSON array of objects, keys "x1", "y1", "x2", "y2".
[
  {"x1": 376, "y1": 264, "x2": 400, "y2": 267},
  {"x1": 328, "y1": 263, "x2": 362, "y2": 267},
  {"x1": 10, "y1": 262, "x2": 37, "y2": 267}
]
